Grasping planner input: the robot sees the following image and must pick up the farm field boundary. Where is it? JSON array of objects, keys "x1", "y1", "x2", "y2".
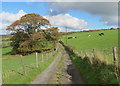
[
  {"x1": 59, "y1": 41, "x2": 120, "y2": 84},
  {"x1": 2, "y1": 48, "x2": 58, "y2": 84}
]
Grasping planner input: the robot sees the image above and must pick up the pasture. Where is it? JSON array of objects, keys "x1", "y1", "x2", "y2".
[
  {"x1": 62, "y1": 29, "x2": 119, "y2": 64},
  {"x1": 2, "y1": 36, "x2": 58, "y2": 84},
  {"x1": 1, "y1": 29, "x2": 119, "y2": 84},
  {"x1": 60, "y1": 29, "x2": 119, "y2": 84},
  {"x1": 2, "y1": 47, "x2": 57, "y2": 84}
]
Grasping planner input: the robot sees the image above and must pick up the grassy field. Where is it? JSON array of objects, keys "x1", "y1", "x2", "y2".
[
  {"x1": 1, "y1": 35, "x2": 12, "y2": 47},
  {"x1": 62, "y1": 29, "x2": 119, "y2": 64},
  {"x1": 60, "y1": 29, "x2": 119, "y2": 84},
  {"x1": 2, "y1": 47, "x2": 57, "y2": 84},
  {"x1": 2, "y1": 35, "x2": 58, "y2": 84},
  {"x1": 1, "y1": 29, "x2": 119, "y2": 84},
  {"x1": 1, "y1": 41, "x2": 11, "y2": 47},
  {"x1": 60, "y1": 42, "x2": 119, "y2": 84}
]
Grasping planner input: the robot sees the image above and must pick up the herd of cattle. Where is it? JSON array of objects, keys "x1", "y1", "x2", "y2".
[{"x1": 68, "y1": 33, "x2": 105, "y2": 39}]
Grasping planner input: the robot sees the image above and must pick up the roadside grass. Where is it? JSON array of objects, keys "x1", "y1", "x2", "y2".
[
  {"x1": 61, "y1": 29, "x2": 118, "y2": 64},
  {"x1": 2, "y1": 46, "x2": 58, "y2": 84},
  {"x1": 60, "y1": 41, "x2": 120, "y2": 84}
]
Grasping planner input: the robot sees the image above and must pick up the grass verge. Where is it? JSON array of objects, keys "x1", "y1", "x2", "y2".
[{"x1": 60, "y1": 41, "x2": 120, "y2": 84}]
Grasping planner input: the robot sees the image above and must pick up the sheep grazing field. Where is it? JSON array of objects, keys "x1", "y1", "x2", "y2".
[{"x1": 62, "y1": 29, "x2": 119, "y2": 64}]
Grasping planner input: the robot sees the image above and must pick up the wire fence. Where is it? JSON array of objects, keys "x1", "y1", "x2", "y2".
[
  {"x1": 69, "y1": 46, "x2": 119, "y2": 65},
  {"x1": 2, "y1": 48, "x2": 58, "y2": 84}
]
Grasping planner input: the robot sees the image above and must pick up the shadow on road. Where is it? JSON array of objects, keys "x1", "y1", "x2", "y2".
[{"x1": 66, "y1": 62, "x2": 85, "y2": 84}]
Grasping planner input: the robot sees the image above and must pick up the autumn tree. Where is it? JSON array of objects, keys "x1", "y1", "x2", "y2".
[
  {"x1": 44, "y1": 27, "x2": 60, "y2": 48},
  {"x1": 7, "y1": 13, "x2": 50, "y2": 34},
  {"x1": 7, "y1": 13, "x2": 51, "y2": 54},
  {"x1": 7, "y1": 13, "x2": 60, "y2": 55},
  {"x1": 19, "y1": 31, "x2": 48, "y2": 53},
  {"x1": 10, "y1": 31, "x2": 30, "y2": 54},
  {"x1": 45, "y1": 27, "x2": 59, "y2": 40}
]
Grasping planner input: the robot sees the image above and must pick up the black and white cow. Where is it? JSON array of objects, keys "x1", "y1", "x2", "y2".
[
  {"x1": 99, "y1": 33, "x2": 104, "y2": 36},
  {"x1": 68, "y1": 37, "x2": 77, "y2": 39}
]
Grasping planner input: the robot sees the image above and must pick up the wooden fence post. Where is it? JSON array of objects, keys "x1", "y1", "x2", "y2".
[
  {"x1": 48, "y1": 53, "x2": 50, "y2": 60},
  {"x1": 52, "y1": 51, "x2": 54, "y2": 57},
  {"x1": 112, "y1": 47, "x2": 120, "y2": 85},
  {"x1": 80, "y1": 51, "x2": 82, "y2": 57},
  {"x1": 113, "y1": 47, "x2": 118, "y2": 65},
  {"x1": 35, "y1": 52, "x2": 39, "y2": 68},
  {"x1": 45, "y1": 53, "x2": 47, "y2": 60},
  {"x1": 84, "y1": 50, "x2": 87, "y2": 57},
  {"x1": 20, "y1": 55, "x2": 27, "y2": 75},
  {"x1": 93, "y1": 48, "x2": 96, "y2": 58},
  {"x1": 42, "y1": 54, "x2": 44, "y2": 63},
  {"x1": 47, "y1": 53, "x2": 49, "y2": 60}
]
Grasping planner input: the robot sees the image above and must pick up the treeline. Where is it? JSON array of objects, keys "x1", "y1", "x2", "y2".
[
  {"x1": 80, "y1": 28, "x2": 118, "y2": 33},
  {"x1": 60, "y1": 28, "x2": 118, "y2": 35}
]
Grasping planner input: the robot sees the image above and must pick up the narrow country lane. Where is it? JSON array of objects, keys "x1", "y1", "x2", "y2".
[
  {"x1": 30, "y1": 43, "x2": 85, "y2": 85},
  {"x1": 48, "y1": 43, "x2": 85, "y2": 84},
  {"x1": 30, "y1": 51, "x2": 62, "y2": 84}
]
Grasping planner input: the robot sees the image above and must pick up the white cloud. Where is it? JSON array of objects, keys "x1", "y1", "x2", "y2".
[
  {"x1": 45, "y1": 14, "x2": 88, "y2": 30},
  {"x1": 0, "y1": 10, "x2": 26, "y2": 23},
  {"x1": 0, "y1": 10, "x2": 26, "y2": 35},
  {"x1": 59, "y1": 27, "x2": 83, "y2": 32},
  {"x1": 49, "y1": 2, "x2": 118, "y2": 26}
]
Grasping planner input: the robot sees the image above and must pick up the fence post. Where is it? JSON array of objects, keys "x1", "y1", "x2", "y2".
[
  {"x1": 52, "y1": 51, "x2": 54, "y2": 57},
  {"x1": 48, "y1": 52, "x2": 50, "y2": 60},
  {"x1": 93, "y1": 48, "x2": 96, "y2": 58},
  {"x1": 113, "y1": 47, "x2": 118, "y2": 65},
  {"x1": 112, "y1": 47, "x2": 120, "y2": 85},
  {"x1": 35, "y1": 52, "x2": 39, "y2": 68},
  {"x1": 20, "y1": 55, "x2": 27, "y2": 75},
  {"x1": 47, "y1": 53, "x2": 49, "y2": 60},
  {"x1": 84, "y1": 50, "x2": 87, "y2": 57},
  {"x1": 42, "y1": 54, "x2": 44, "y2": 63},
  {"x1": 80, "y1": 51, "x2": 82, "y2": 57}
]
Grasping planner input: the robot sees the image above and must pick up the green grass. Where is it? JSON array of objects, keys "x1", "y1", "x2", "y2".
[
  {"x1": 2, "y1": 34, "x2": 58, "y2": 84},
  {"x1": 60, "y1": 41, "x2": 120, "y2": 84},
  {"x1": 2, "y1": 46, "x2": 57, "y2": 84},
  {"x1": 1, "y1": 35, "x2": 11, "y2": 47},
  {"x1": 1, "y1": 41, "x2": 11, "y2": 47},
  {"x1": 62, "y1": 29, "x2": 118, "y2": 50},
  {"x1": 62, "y1": 29, "x2": 118, "y2": 64},
  {"x1": 2, "y1": 47, "x2": 12, "y2": 55}
]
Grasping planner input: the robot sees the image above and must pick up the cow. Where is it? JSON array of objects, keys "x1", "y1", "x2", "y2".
[
  {"x1": 99, "y1": 33, "x2": 104, "y2": 36},
  {"x1": 68, "y1": 37, "x2": 77, "y2": 39}
]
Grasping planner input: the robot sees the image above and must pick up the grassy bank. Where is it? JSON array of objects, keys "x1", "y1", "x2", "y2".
[
  {"x1": 61, "y1": 29, "x2": 119, "y2": 64},
  {"x1": 60, "y1": 41, "x2": 120, "y2": 84}
]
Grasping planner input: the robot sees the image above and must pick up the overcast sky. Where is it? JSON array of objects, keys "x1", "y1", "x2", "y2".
[{"x1": 0, "y1": 1, "x2": 119, "y2": 35}]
